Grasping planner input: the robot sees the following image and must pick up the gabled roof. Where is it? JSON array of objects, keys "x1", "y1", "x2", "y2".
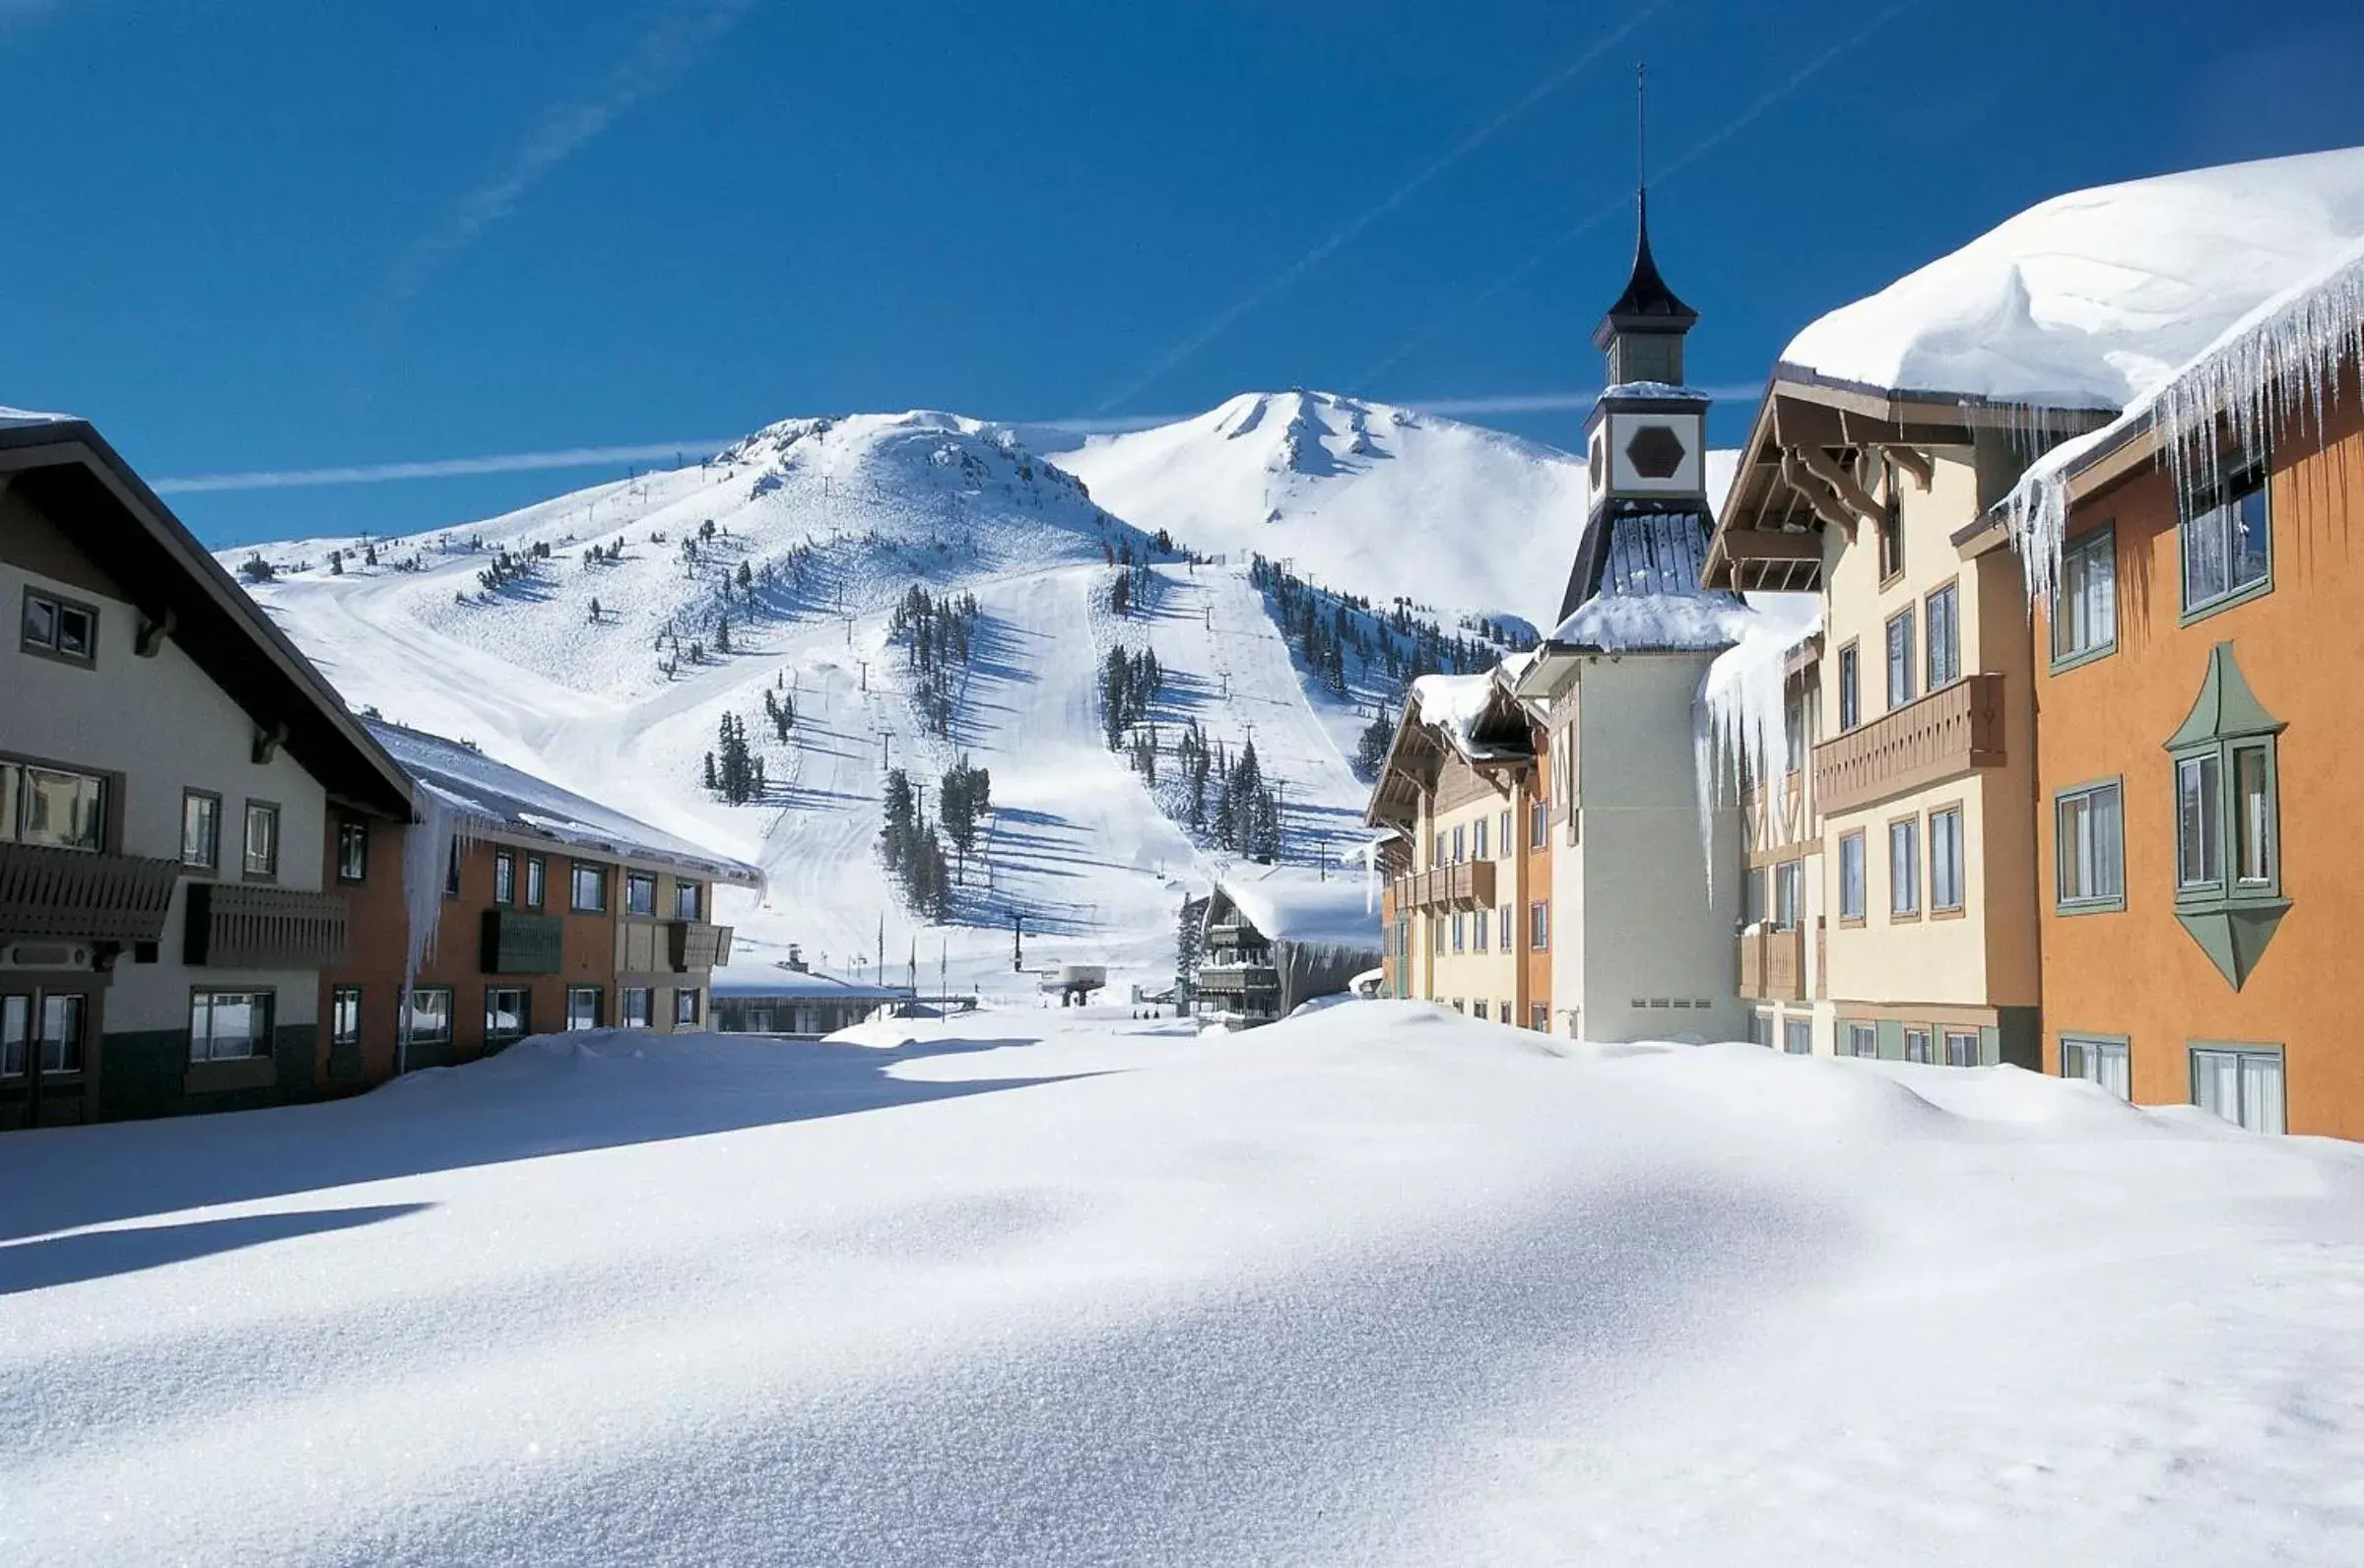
[
  {"x1": 0, "y1": 417, "x2": 414, "y2": 817},
  {"x1": 1363, "y1": 665, "x2": 1535, "y2": 830},
  {"x1": 367, "y1": 720, "x2": 763, "y2": 886}
]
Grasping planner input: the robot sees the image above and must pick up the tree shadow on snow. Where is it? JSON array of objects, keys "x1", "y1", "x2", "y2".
[
  {"x1": 0, "y1": 1034, "x2": 1082, "y2": 1245},
  {"x1": 0, "y1": 1203, "x2": 432, "y2": 1295}
]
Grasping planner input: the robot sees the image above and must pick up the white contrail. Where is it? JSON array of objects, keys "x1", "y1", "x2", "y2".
[
  {"x1": 1089, "y1": 2, "x2": 1664, "y2": 416},
  {"x1": 384, "y1": 0, "x2": 758, "y2": 303},
  {"x1": 1357, "y1": 1, "x2": 1921, "y2": 387},
  {"x1": 153, "y1": 440, "x2": 732, "y2": 494}
]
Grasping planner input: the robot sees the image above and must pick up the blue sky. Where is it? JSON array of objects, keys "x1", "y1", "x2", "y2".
[{"x1": 6, "y1": 0, "x2": 2362, "y2": 546}]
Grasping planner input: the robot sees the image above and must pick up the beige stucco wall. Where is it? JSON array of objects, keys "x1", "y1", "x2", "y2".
[
  {"x1": 1, "y1": 524, "x2": 328, "y2": 1032},
  {"x1": 1412, "y1": 780, "x2": 1522, "y2": 1015}
]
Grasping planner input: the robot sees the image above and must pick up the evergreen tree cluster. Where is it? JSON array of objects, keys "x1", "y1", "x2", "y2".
[
  {"x1": 704, "y1": 712, "x2": 765, "y2": 806},
  {"x1": 1098, "y1": 645, "x2": 1163, "y2": 749},
  {"x1": 879, "y1": 768, "x2": 952, "y2": 920},
  {"x1": 475, "y1": 542, "x2": 552, "y2": 593},
  {"x1": 889, "y1": 586, "x2": 983, "y2": 740},
  {"x1": 761, "y1": 683, "x2": 796, "y2": 741},
  {"x1": 1353, "y1": 710, "x2": 1397, "y2": 779},
  {"x1": 939, "y1": 757, "x2": 992, "y2": 881}
]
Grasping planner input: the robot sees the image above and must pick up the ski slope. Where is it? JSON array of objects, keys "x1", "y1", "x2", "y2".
[
  {"x1": 1042, "y1": 389, "x2": 1590, "y2": 630},
  {"x1": 231, "y1": 412, "x2": 1382, "y2": 993}
]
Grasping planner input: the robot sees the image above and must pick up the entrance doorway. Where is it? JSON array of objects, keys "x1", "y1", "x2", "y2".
[{"x1": 0, "y1": 986, "x2": 94, "y2": 1129}]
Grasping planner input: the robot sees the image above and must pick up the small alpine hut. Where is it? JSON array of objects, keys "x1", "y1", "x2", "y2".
[
  {"x1": 1193, "y1": 864, "x2": 1383, "y2": 1030},
  {"x1": 709, "y1": 947, "x2": 912, "y2": 1038}
]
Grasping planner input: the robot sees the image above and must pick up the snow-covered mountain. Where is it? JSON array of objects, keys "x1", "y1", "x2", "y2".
[
  {"x1": 230, "y1": 409, "x2": 1480, "y2": 994},
  {"x1": 1041, "y1": 390, "x2": 1589, "y2": 631}
]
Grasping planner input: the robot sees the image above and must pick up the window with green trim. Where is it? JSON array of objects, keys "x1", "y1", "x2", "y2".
[
  {"x1": 2180, "y1": 454, "x2": 2269, "y2": 616},
  {"x1": 2052, "y1": 526, "x2": 2117, "y2": 665},
  {"x1": 2191, "y1": 1043, "x2": 2283, "y2": 1135},
  {"x1": 2163, "y1": 644, "x2": 2290, "y2": 992},
  {"x1": 2062, "y1": 1034, "x2": 2131, "y2": 1100},
  {"x1": 2055, "y1": 781, "x2": 2124, "y2": 911}
]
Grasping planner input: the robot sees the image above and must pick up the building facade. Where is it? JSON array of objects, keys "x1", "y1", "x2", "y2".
[{"x1": 2030, "y1": 359, "x2": 2364, "y2": 1137}]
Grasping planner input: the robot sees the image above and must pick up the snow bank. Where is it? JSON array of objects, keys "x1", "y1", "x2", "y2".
[
  {"x1": 1548, "y1": 591, "x2": 1751, "y2": 653},
  {"x1": 1215, "y1": 862, "x2": 1382, "y2": 955},
  {"x1": 1781, "y1": 146, "x2": 2364, "y2": 410}
]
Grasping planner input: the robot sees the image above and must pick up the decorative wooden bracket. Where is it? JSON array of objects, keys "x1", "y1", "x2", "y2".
[
  {"x1": 252, "y1": 720, "x2": 289, "y2": 765},
  {"x1": 135, "y1": 607, "x2": 176, "y2": 657},
  {"x1": 1778, "y1": 451, "x2": 1861, "y2": 538},
  {"x1": 1875, "y1": 443, "x2": 1935, "y2": 491},
  {"x1": 1795, "y1": 446, "x2": 1888, "y2": 534}
]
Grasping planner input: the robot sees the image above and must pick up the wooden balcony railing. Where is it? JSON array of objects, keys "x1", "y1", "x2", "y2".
[
  {"x1": 483, "y1": 910, "x2": 564, "y2": 975},
  {"x1": 1811, "y1": 673, "x2": 2004, "y2": 817},
  {"x1": 0, "y1": 842, "x2": 181, "y2": 945},
  {"x1": 1192, "y1": 962, "x2": 1279, "y2": 996},
  {"x1": 668, "y1": 921, "x2": 732, "y2": 973},
  {"x1": 1389, "y1": 859, "x2": 1498, "y2": 914},
  {"x1": 1738, "y1": 923, "x2": 1806, "y2": 1003},
  {"x1": 184, "y1": 882, "x2": 352, "y2": 968}
]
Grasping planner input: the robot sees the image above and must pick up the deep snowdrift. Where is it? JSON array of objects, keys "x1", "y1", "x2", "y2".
[{"x1": 2, "y1": 1009, "x2": 2358, "y2": 1565}]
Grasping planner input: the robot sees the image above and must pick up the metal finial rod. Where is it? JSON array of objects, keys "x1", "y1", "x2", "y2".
[{"x1": 1636, "y1": 61, "x2": 1647, "y2": 196}]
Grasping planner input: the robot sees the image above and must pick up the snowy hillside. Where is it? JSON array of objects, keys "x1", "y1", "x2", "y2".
[
  {"x1": 1042, "y1": 390, "x2": 1590, "y2": 631},
  {"x1": 230, "y1": 411, "x2": 1406, "y2": 993}
]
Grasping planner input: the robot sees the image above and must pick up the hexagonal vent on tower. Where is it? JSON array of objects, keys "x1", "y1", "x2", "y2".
[{"x1": 1624, "y1": 423, "x2": 1686, "y2": 481}]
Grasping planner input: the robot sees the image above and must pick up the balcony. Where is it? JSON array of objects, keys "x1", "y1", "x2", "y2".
[
  {"x1": 1738, "y1": 923, "x2": 1806, "y2": 1003},
  {"x1": 1193, "y1": 962, "x2": 1280, "y2": 996},
  {"x1": 184, "y1": 882, "x2": 352, "y2": 968},
  {"x1": 0, "y1": 842, "x2": 181, "y2": 946},
  {"x1": 619, "y1": 918, "x2": 736, "y2": 975},
  {"x1": 1390, "y1": 859, "x2": 1498, "y2": 914},
  {"x1": 482, "y1": 909, "x2": 564, "y2": 975},
  {"x1": 1811, "y1": 673, "x2": 2004, "y2": 817}
]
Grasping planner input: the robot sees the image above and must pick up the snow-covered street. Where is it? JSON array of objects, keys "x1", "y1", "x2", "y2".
[{"x1": 4, "y1": 1007, "x2": 2359, "y2": 1566}]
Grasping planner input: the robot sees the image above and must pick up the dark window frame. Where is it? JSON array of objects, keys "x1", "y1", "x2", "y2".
[
  {"x1": 189, "y1": 986, "x2": 276, "y2": 1065},
  {"x1": 335, "y1": 817, "x2": 369, "y2": 883},
  {"x1": 241, "y1": 799, "x2": 282, "y2": 882},
  {"x1": 20, "y1": 586, "x2": 99, "y2": 669},
  {"x1": 569, "y1": 860, "x2": 608, "y2": 914},
  {"x1": 181, "y1": 788, "x2": 223, "y2": 873}
]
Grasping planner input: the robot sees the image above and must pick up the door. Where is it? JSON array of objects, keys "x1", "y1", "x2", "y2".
[{"x1": 0, "y1": 987, "x2": 93, "y2": 1130}]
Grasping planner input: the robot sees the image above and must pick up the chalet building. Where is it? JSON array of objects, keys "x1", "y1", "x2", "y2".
[
  {"x1": 319, "y1": 721, "x2": 762, "y2": 1084},
  {"x1": 1366, "y1": 669, "x2": 1552, "y2": 1028},
  {"x1": 1705, "y1": 357, "x2": 2109, "y2": 1071},
  {"x1": 712, "y1": 947, "x2": 911, "y2": 1038},
  {"x1": 0, "y1": 410, "x2": 412, "y2": 1126},
  {"x1": 1502, "y1": 194, "x2": 1748, "y2": 1043},
  {"x1": 1192, "y1": 865, "x2": 1379, "y2": 1030},
  {"x1": 2025, "y1": 311, "x2": 2364, "y2": 1136}
]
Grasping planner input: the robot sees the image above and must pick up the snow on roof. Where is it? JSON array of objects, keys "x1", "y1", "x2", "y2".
[
  {"x1": 1602, "y1": 381, "x2": 1716, "y2": 402},
  {"x1": 1781, "y1": 147, "x2": 2364, "y2": 410},
  {"x1": 0, "y1": 405, "x2": 73, "y2": 429},
  {"x1": 710, "y1": 965, "x2": 908, "y2": 1001},
  {"x1": 1548, "y1": 591, "x2": 1751, "y2": 654},
  {"x1": 1215, "y1": 864, "x2": 1381, "y2": 954},
  {"x1": 365, "y1": 720, "x2": 762, "y2": 885},
  {"x1": 1408, "y1": 669, "x2": 1523, "y2": 761}
]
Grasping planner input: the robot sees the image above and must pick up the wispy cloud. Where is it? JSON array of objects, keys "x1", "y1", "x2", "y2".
[
  {"x1": 384, "y1": 0, "x2": 758, "y2": 303},
  {"x1": 153, "y1": 440, "x2": 732, "y2": 494},
  {"x1": 1090, "y1": 3, "x2": 1663, "y2": 416},
  {"x1": 1357, "y1": 2, "x2": 1921, "y2": 387}
]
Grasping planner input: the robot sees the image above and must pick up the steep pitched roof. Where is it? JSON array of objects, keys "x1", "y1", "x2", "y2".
[{"x1": 1592, "y1": 190, "x2": 1698, "y2": 350}]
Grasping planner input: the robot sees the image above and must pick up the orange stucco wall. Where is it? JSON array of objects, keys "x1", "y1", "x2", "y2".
[{"x1": 2035, "y1": 382, "x2": 2364, "y2": 1136}]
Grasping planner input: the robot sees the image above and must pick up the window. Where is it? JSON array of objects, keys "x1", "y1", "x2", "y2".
[
  {"x1": 675, "y1": 879, "x2": 702, "y2": 921},
  {"x1": 1836, "y1": 643, "x2": 1860, "y2": 732},
  {"x1": 336, "y1": 817, "x2": 368, "y2": 882},
  {"x1": 1433, "y1": 917, "x2": 1446, "y2": 955},
  {"x1": 1472, "y1": 907, "x2": 1489, "y2": 951},
  {"x1": 2191, "y1": 1044, "x2": 2283, "y2": 1135},
  {"x1": 622, "y1": 986, "x2": 654, "y2": 1029},
  {"x1": 1783, "y1": 1018, "x2": 1812, "y2": 1056},
  {"x1": 1452, "y1": 825, "x2": 1465, "y2": 864},
  {"x1": 1942, "y1": 1029, "x2": 1979, "y2": 1068},
  {"x1": 1529, "y1": 800, "x2": 1546, "y2": 849},
  {"x1": 1838, "y1": 831, "x2": 1867, "y2": 921},
  {"x1": 1498, "y1": 810, "x2": 1511, "y2": 858},
  {"x1": 493, "y1": 849, "x2": 516, "y2": 906},
  {"x1": 1498, "y1": 904, "x2": 1512, "y2": 950},
  {"x1": 525, "y1": 855, "x2": 548, "y2": 910},
  {"x1": 1884, "y1": 609, "x2": 1915, "y2": 710},
  {"x1": 566, "y1": 987, "x2": 603, "y2": 1031},
  {"x1": 190, "y1": 989, "x2": 273, "y2": 1063},
  {"x1": 404, "y1": 987, "x2": 453, "y2": 1046},
  {"x1": 443, "y1": 841, "x2": 461, "y2": 899},
  {"x1": 1773, "y1": 860, "x2": 1803, "y2": 929},
  {"x1": 1497, "y1": 999, "x2": 1512, "y2": 1025},
  {"x1": 1529, "y1": 1004, "x2": 1548, "y2": 1031},
  {"x1": 2062, "y1": 1035, "x2": 2131, "y2": 1100},
  {"x1": 4, "y1": 992, "x2": 77, "y2": 1077},
  {"x1": 675, "y1": 987, "x2": 700, "y2": 1026},
  {"x1": 2176, "y1": 753, "x2": 2222, "y2": 890},
  {"x1": 625, "y1": 871, "x2": 658, "y2": 917},
  {"x1": 20, "y1": 588, "x2": 97, "y2": 666},
  {"x1": 2181, "y1": 456, "x2": 2270, "y2": 616},
  {"x1": 331, "y1": 986, "x2": 361, "y2": 1048},
  {"x1": 242, "y1": 802, "x2": 280, "y2": 880},
  {"x1": 570, "y1": 861, "x2": 607, "y2": 912},
  {"x1": 181, "y1": 790, "x2": 221, "y2": 870},
  {"x1": 1889, "y1": 818, "x2": 1920, "y2": 917},
  {"x1": 1742, "y1": 865, "x2": 1765, "y2": 927},
  {"x1": 1451, "y1": 913, "x2": 1465, "y2": 953},
  {"x1": 1877, "y1": 489, "x2": 1904, "y2": 580},
  {"x1": 1473, "y1": 1001, "x2": 1489, "y2": 1022},
  {"x1": 1783, "y1": 692, "x2": 1806, "y2": 775},
  {"x1": 1929, "y1": 808, "x2": 1964, "y2": 914},
  {"x1": 1472, "y1": 818, "x2": 1488, "y2": 862},
  {"x1": 485, "y1": 987, "x2": 530, "y2": 1044},
  {"x1": 1903, "y1": 1026, "x2": 1934, "y2": 1065},
  {"x1": 2052, "y1": 527, "x2": 2117, "y2": 665},
  {"x1": 1846, "y1": 1022, "x2": 1878, "y2": 1060},
  {"x1": 1529, "y1": 901, "x2": 1549, "y2": 949},
  {"x1": 2055, "y1": 782, "x2": 2125, "y2": 910},
  {"x1": 1748, "y1": 1013, "x2": 1773, "y2": 1048},
  {"x1": 2233, "y1": 744, "x2": 2274, "y2": 886},
  {"x1": 1925, "y1": 583, "x2": 1960, "y2": 691},
  {"x1": 2, "y1": 761, "x2": 106, "y2": 851}
]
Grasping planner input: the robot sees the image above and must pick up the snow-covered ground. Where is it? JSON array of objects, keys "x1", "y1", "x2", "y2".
[
  {"x1": 228, "y1": 411, "x2": 1381, "y2": 995},
  {"x1": 3, "y1": 1006, "x2": 2359, "y2": 1565}
]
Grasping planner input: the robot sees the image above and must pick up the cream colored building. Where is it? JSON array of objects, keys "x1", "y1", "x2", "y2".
[{"x1": 1707, "y1": 379, "x2": 2102, "y2": 1065}]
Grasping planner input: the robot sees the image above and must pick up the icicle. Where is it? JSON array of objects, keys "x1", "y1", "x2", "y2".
[
  {"x1": 397, "y1": 788, "x2": 487, "y2": 1072},
  {"x1": 1691, "y1": 609, "x2": 1816, "y2": 900}
]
